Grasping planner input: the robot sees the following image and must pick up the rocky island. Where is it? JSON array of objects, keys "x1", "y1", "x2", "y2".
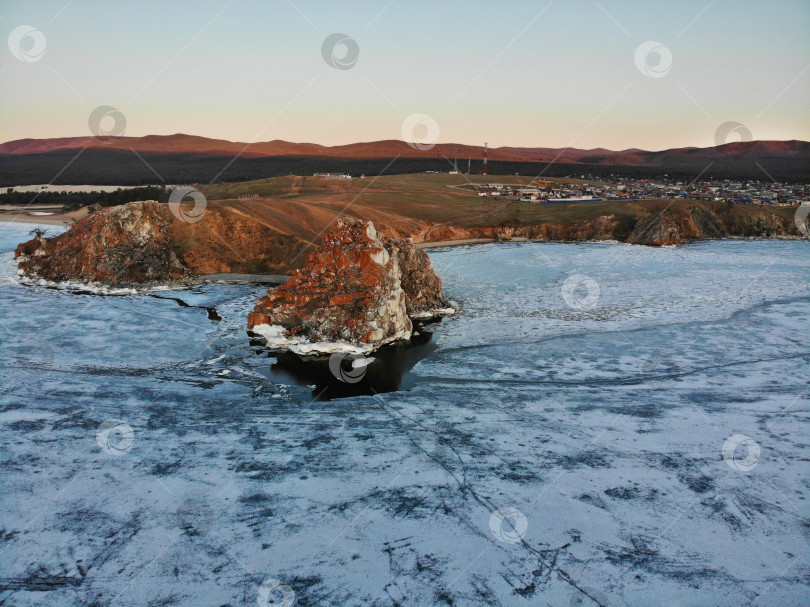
[{"x1": 247, "y1": 218, "x2": 455, "y2": 355}]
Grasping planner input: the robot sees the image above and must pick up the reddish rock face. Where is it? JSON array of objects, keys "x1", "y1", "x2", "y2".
[
  {"x1": 14, "y1": 236, "x2": 48, "y2": 258},
  {"x1": 16, "y1": 201, "x2": 188, "y2": 286},
  {"x1": 14, "y1": 200, "x2": 314, "y2": 286},
  {"x1": 248, "y1": 219, "x2": 454, "y2": 355}
]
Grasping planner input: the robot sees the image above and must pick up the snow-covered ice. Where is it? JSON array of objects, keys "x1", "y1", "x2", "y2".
[{"x1": 1, "y1": 224, "x2": 808, "y2": 606}]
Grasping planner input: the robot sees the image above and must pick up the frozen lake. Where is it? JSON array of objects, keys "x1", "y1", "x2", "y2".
[{"x1": 1, "y1": 223, "x2": 809, "y2": 606}]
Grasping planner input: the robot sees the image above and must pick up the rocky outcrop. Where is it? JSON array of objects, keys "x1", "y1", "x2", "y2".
[
  {"x1": 626, "y1": 210, "x2": 685, "y2": 246},
  {"x1": 408, "y1": 202, "x2": 803, "y2": 247},
  {"x1": 15, "y1": 200, "x2": 312, "y2": 285},
  {"x1": 15, "y1": 201, "x2": 189, "y2": 285},
  {"x1": 247, "y1": 219, "x2": 454, "y2": 355}
]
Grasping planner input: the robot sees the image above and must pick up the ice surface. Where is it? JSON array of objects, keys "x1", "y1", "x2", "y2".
[{"x1": 1, "y1": 226, "x2": 809, "y2": 606}]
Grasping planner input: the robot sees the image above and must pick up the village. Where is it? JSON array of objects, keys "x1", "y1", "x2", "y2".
[
  {"x1": 312, "y1": 170, "x2": 808, "y2": 207},
  {"x1": 471, "y1": 176, "x2": 808, "y2": 206}
]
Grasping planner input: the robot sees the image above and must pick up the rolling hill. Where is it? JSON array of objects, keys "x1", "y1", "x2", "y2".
[
  {"x1": 1, "y1": 134, "x2": 807, "y2": 164},
  {"x1": 0, "y1": 135, "x2": 807, "y2": 185}
]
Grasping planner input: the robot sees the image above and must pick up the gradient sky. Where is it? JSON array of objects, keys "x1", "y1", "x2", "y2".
[{"x1": 1, "y1": 0, "x2": 808, "y2": 150}]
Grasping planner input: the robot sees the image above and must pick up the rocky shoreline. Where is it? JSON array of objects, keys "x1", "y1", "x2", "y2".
[
  {"x1": 409, "y1": 203, "x2": 805, "y2": 247},
  {"x1": 13, "y1": 207, "x2": 456, "y2": 358},
  {"x1": 13, "y1": 201, "x2": 806, "y2": 287}
]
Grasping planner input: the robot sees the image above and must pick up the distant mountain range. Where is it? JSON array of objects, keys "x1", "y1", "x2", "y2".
[
  {"x1": 1, "y1": 134, "x2": 807, "y2": 185},
  {"x1": 2, "y1": 133, "x2": 808, "y2": 165}
]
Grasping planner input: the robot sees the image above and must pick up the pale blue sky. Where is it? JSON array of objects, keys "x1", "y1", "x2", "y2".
[{"x1": 1, "y1": 0, "x2": 808, "y2": 149}]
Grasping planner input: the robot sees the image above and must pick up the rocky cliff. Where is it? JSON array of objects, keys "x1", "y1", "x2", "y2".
[
  {"x1": 15, "y1": 200, "x2": 310, "y2": 286},
  {"x1": 404, "y1": 202, "x2": 802, "y2": 247},
  {"x1": 247, "y1": 219, "x2": 454, "y2": 355},
  {"x1": 15, "y1": 201, "x2": 189, "y2": 285}
]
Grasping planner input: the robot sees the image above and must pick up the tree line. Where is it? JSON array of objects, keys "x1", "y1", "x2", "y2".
[
  {"x1": 2, "y1": 149, "x2": 807, "y2": 187},
  {"x1": 1, "y1": 185, "x2": 171, "y2": 211}
]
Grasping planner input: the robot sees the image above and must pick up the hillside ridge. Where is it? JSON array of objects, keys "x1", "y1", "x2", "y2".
[{"x1": 1, "y1": 134, "x2": 807, "y2": 165}]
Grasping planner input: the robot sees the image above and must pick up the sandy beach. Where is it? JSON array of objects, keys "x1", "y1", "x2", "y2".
[
  {"x1": 0, "y1": 207, "x2": 88, "y2": 226},
  {"x1": 416, "y1": 238, "x2": 495, "y2": 248}
]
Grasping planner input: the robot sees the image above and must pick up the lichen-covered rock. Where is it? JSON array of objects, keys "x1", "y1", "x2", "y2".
[
  {"x1": 248, "y1": 219, "x2": 454, "y2": 355},
  {"x1": 16, "y1": 201, "x2": 189, "y2": 286},
  {"x1": 396, "y1": 243, "x2": 455, "y2": 319}
]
